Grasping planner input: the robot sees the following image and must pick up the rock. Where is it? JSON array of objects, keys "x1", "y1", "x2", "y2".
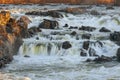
[
  {"x1": 63, "y1": 24, "x2": 68, "y2": 27},
  {"x1": 0, "y1": 11, "x2": 10, "y2": 26},
  {"x1": 116, "y1": 48, "x2": 120, "y2": 62},
  {"x1": 62, "y1": 41, "x2": 72, "y2": 49},
  {"x1": 93, "y1": 55, "x2": 112, "y2": 63},
  {"x1": 24, "y1": 55, "x2": 30, "y2": 58},
  {"x1": 19, "y1": 16, "x2": 31, "y2": 24},
  {"x1": 59, "y1": 7, "x2": 86, "y2": 15},
  {"x1": 86, "y1": 58, "x2": 92, "y2": 62},
  {"x1": 39, "y1": 19, "x2": 59, "y2": 29},
  {"x1": 70, "y1": 31, "x2": 77, "y2": 36},
  {"x1": 99, "y1": 27, "x2": 111, "y2": 32},
  {"x1": 69, "y1": 26, "x2": 78, "y2": 29},
  {"x1": 26, "y1": 10, "x2": 63, "y2": 18},
  {"x1": 82, "y1": 34, "x2": 91, "y2": 39},
  {"x1": 28, "y1": 27, "x2": 41, "y2": 37},
  {"x1": 79, "y1": 26, "x2": 96, "y2": 32},
  {"x1": 90, "y1": 10, "x2": 100, "y2": 15},
  {"x1": 80, "y1": 49, "x2": 87, "y2": 56},
  {"x1": 106, "y1": 6, "x2": 114, "y2": 10},
  {"x1": 110, "y1": 31, "x2": 120, "y2": 41},
  {"x1": 83, "y1": 41, "x2": 90, "y2": 50}
]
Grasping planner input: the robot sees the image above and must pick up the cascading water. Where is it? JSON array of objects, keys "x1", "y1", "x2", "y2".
[{"x1": 1, "y1": 4, "x2": 120, "y2": 80}]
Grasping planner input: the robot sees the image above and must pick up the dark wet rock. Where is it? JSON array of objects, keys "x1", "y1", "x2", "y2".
[
  {"x1": 116, "y1": 48, "x2": 120, "y2": 62},
  {"x1": 62, "y1": 41, "x2": 72, "y2": 49},
  {"x1": 93, "y1": 55, "x2": 112, "y2": 63},
  {"x1": 26, "y1": 10, "x2": 63, "y2": 18},
  {"x1": 110, "y1": 31, "x2": 120, "y2": 41},
  {"x1": 63, "y1": 24, "x2": 68, "y2": 27},
  {"x1": 106, "y1": 6, "x2": 114, "y2": 10},
  {"x1": 24, "y1": 55, "x2": 30, "y2": 58},
  {"x1": 39, "y1": 19, "x2": 59, "y2": 29},
  {"x1": 90, "y1": 10, "x2": 100, "y2": 15},
  {"x1": 79, "y1": 26, "x2": 96, "y2": 32},
  {"x1": 86, "y1": 58, "x2": 92, "y2": 62},
  {"x1": 69, "y1": 26, "x2": 78, "y2": 29},
  {"x1": 36, "y1": 37, "x2": 39, "y2": 40},
  {"x1": 89, "y1": 48, "x2": 97, "y2": 56},
  {"x1": 80, "y1": 49, "x2": 87, "y2": 56},
  {"x1": 83, "y1": 41, "x2": 90, "y2": 50},
  {"x1": 28, "y1": 27, "x2": 41, "y2": 37},
  {"x1": 70, "y1": 31, "x2": 77, "y2": 36},
  {"x1": 82, "y1": 34, "x2": 91, "y2": 39},
  {"x1": 99, "y1": 27, "x2": 111, "y2": 32}
]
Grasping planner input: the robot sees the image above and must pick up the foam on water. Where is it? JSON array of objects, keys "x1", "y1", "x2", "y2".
[{"x1": 1, "y1": 4, "x2": 120, "y2": 80}]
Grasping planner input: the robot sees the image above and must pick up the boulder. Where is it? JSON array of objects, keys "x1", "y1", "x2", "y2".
[
  {"x1": 70, "y1": 31, "x2": 77, "y2": 36},
  {"x1": 62, "y1": 41, "x2": 72, "y2": 49},
  {"x1": 99, "y1": 27, "x2": 111, "y2": 32},
  {"x1": 79, "y1": 26, "x2": 96, "y2": 32},
  {"x1": 82, "y1": 41, "x2": 90, "y2": 50},
  {"x1": 39, "y1": 19, "x2": 59, "y2": 29}
]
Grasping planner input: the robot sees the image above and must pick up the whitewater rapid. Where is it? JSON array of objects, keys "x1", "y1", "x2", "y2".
[{"x1": 1, "y1": 4, "x2": 120, "y2": 80}]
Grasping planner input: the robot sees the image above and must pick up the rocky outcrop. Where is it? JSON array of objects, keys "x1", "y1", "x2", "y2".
[
  {"x1": 39, "y1": 19, "x2": 59, "y2": 29},
  {"x1": 0, "y1": 11, "x2": 30, "y2": 68}
]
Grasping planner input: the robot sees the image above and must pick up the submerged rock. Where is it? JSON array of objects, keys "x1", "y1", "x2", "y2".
[
  {"x1": 99, "y1": 27, "x2": 111, "y2": 32},
  {"x1": 62, "y1": 41, "x2": 72, "y2": 49},
  {"x1": 39, "y1": 19, "x2": 59, "y2": 29},
  {"x1": 63, "y1": 24, "x2": 69, "y2": 27}
]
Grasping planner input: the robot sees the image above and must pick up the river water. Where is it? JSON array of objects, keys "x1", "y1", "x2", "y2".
[{"x1": 1, "y1": 4, "x2": 120, "y2": 80}]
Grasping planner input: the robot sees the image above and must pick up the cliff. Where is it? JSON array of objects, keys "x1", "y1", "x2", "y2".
[{"x1": 0, "y1": 11, "x2": 30, "y2": 68}]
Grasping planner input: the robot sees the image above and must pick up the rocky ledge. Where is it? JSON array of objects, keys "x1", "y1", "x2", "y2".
[{"x1": 0, "y1": 11, "x2": 31, "y2": 68}]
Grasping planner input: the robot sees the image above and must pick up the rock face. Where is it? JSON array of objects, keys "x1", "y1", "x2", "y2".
[
  {"x1": 39, "y1": 19, "x2": 59, "y2": 29},
  {"x1": 0, "y1": 11, "x2": 30, "y2": 68}
]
